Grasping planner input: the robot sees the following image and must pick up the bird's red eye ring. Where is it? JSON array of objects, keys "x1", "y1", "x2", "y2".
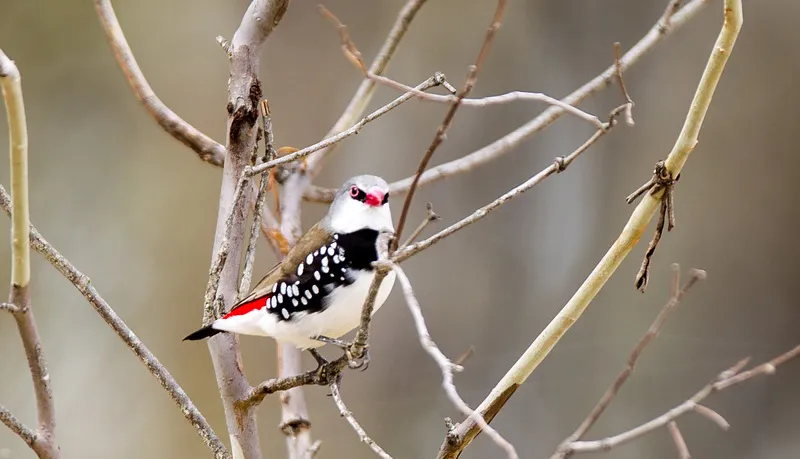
[{"x1": 349, "y1": 185, "x2": 360, "y2": 198}]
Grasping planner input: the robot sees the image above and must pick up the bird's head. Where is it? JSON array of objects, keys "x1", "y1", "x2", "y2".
[{"x1": 326, "y1": 175, "x2": 393, "y2": 234}]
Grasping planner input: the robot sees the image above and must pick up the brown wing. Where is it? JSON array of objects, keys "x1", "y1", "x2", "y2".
[{"x1": 229, "y1": 222, "x2": 334, "y2": 310}]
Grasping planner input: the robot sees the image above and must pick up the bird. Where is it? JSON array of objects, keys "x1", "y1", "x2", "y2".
[{"x1": 183, "y1": 175, "x2": 396, "y2": 364}]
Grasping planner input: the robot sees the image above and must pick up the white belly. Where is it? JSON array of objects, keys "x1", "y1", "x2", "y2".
[{"x1": 262, "y1": 269, "x2": 396, "y2": 349}]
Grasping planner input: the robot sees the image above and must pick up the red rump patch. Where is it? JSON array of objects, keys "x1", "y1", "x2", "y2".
[{"x1": 224, "y1": 295, "x2": 270, "y2": 318}]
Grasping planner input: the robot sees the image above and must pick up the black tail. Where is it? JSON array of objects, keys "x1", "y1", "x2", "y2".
[{"x1": 183, "y1": 324, "x2": 225, "y2": 341}]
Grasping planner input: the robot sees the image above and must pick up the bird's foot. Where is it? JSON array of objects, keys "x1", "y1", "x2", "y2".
[
  {"x1": 312, "y1": 335, "x2": 351, "y2": 348},
  {"x1": 308, "y1": 348, "x2": 330, "y2": 381},
  {"x1": 312, "y1": 335, "x2": 370, "y2": 372},
  {"x1": 347, "y1": 346, "x2": 370, "y2": 372}
]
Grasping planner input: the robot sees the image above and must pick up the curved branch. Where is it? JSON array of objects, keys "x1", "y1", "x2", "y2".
[
  {"x1": 94, "y1": 0, "x2": 227, "y2": 166},
  {"x1": 436, "y1": 1, "x2": 742, "y2": 457}
]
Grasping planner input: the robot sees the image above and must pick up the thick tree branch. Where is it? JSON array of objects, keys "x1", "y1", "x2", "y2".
[
  {"x1": 305, "y1": 0, "x2": 430, "y2": 174},
  {"x1": 563, "y1": 345, "x2": 800, "y2": 455},
  {"x1": 436, "y1": 2, "x2": 741, "y2": 457},
  {"x1": 0, "y1": 185, "x2": 229, "y2": 459},
  {"x1": 0, "y1": 48, "x2": 60, "y2": 459},
  {"x1": 386, "y1": 0, "x2": 713, "y2": 197},
  {"x1": 201, "y1": 2, "x2": 288, "y2": 459},
  {"x1": 93, "y1": 0, "x2": 227, "y2": 166}
]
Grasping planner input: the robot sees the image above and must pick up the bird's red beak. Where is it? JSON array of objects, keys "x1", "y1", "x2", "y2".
[{"x1": 365, "y1": 187, "x2": 385, "y2": 207}]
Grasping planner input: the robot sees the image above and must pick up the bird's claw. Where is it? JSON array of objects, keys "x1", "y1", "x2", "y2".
[
  {"x1": 346, "y1": 346, "x2": 370, "y2": 372},
  {"x1": 308, "y1": 349, "x2": 329, "y2": 380}
]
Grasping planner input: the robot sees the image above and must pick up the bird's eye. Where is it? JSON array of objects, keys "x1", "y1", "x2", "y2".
[{"x1": 349, "y1": 185, "x2": 366, "y2": 202}]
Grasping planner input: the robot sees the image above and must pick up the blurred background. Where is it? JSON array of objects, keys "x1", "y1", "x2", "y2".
[{"x1": 1, "y1": 0, "x2": 798, "y2": 458}]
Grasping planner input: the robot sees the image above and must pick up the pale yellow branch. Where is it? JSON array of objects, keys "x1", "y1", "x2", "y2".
[
  {"x1": 453, "y1": 0, "x2": 743, "y2": 449},
  {"x1": 0, "y1": 49, "x2": 29, "y2": 287}
]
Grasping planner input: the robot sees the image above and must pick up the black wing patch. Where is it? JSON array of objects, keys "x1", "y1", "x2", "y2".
[{"x1": 264, "y1": 229, "x2": 381, "y2": 322}]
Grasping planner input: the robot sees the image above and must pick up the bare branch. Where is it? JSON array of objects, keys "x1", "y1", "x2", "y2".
[
  {"x1": 330, "y1": 377, "x2": 394, "y2": 459},
  {"x1": 394, "y1": 108, "x2": 621, "y2": 263},
  {"x1": 667, "y1": 422, "x2": 691, "y2": 459},
  {"x1": 398, "y1": 203, "x2": 440, "y2": 250},
  {"x1": 93, "y1": 0, "x2": 226, "y2": 166},
  {"x1": 0, "y1": 185, "x2": 230, "y2": 459},
  {"x1": 392, "y1": 0, "x2": 506, "y2": 248},
  {"x1": 693, "y1": 404, "x2": 729, "y2": 430},
  {"x1": 305, "y1": 0, "x2": 430, "y2": 173},
  {"x1": 613, "y1": 42, "x2": 635, "y2": 126},
  {"x1": 391, "y1": 264, "x2": 518, "y2": 459},
  {"x1": 0, "y1": 302, "x2": 20, "y2": 313},
  {"x1": 1, "y1": 47, "x2": 60, "y2": 459},
  {"x1": 201, "y1": 2, "x2": 289, "y2": 459},
  {"x1": 563, "y1": 344, "x2": 800, "y2": 455},
  {"x1": 435, "y1": 2, "x2": 740, "y2": 457},
  {"x1": 350, "y1": 232, "x2": 394, "y2": 360},
  {"x1": 551, "y1": 266, "x2": 706, "y2": 459},
  {"x1": 361, "y1": 75, "x2": 606, "y2": 130},
  {"x1": 247, "y1": 74, "x2": 446, "y2": 177},
  {"x1": 387, "y1": 0, "x2": 713, "y2": 197},
  {"x1": 0, "y1": 406, "x2": 37, "y2": 450},
  {"x1": 238, "y1": 101, "x2": 275, "y2": 300}
]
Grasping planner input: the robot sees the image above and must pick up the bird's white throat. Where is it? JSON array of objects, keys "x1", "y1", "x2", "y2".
[{"x1": 327, "y1": 198, "x2": 394, "y2": 234}]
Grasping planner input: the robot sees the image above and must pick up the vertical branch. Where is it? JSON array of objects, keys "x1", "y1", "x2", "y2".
[
  {"x1": 204, "y1": 2, "x2": 288, "y2": 459},
  {"x1": 437, "y1": 1, "x2": 743, "y2": 457},
  {"x1": 277, "y1": 175, "x2": 318, "y2": 459},
  {"x1": 0, "y1": 48, "x2": 60, "y2": 459}
]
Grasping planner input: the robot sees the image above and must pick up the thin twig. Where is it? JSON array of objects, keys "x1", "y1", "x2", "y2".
[
  {"x1": 247, "y1": 74, "x2": 445, "y2": 177},
  {"x1": 552, "y1": 265, "x2": 706, "y2": 459},
  {"x1": 0, "y1": 302, "x2": 20, "y2": 313},
  {"x1": 1, "y1": 48, "x2": 61, "y2": 459},
  {"x1": 361, "y1": 75, "x2": 606, "y2": 129},
  {"x1": 330, "y1": 376, "x2": 394, "y2": 459},
  {"x1": 0, "y1": 406, "x2": 36, "y2": 449},
  {"x1": 238, "y1": 101, "x2": 275, "y2": 300},
  {"x1": 563, "y1": 344, "x2": 800, "y2": 455},
  {"x1": 349, "y1": 232, "x2": 393, "y2": 360},
  {"x1": 436, "y1": 2, "x2": 741, "y2": 457},
  {"x1": 305, "y1": 0, "x2": 430, "y2": 173},
  {"x1": 667, "y1": 422, "x2": 691, "y2": 459},
  {"x1": 93, "y1": 0, "x2": 226, "y2": 165},
  {"x1": 393, "y1": 0, "x2": 506, "y2": 249},
  {"x1": 391, "y1": 264, "x2": 518, "y2": 459},
  {"x1": 394, "y1": 106, "x2": 623, "y2": 264},
  {"x1": 693, "y1": 404, "x2": 729, "y2": 430},
  {"x1": 613, "y1": 42, "x2": 635, "y2": 126},
  {"x1": 0, "y1": 185, "x2": 229, "y2": 459},
  {"x1": 398, "y1": 203, "x2": 440, "y2": 250}
]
